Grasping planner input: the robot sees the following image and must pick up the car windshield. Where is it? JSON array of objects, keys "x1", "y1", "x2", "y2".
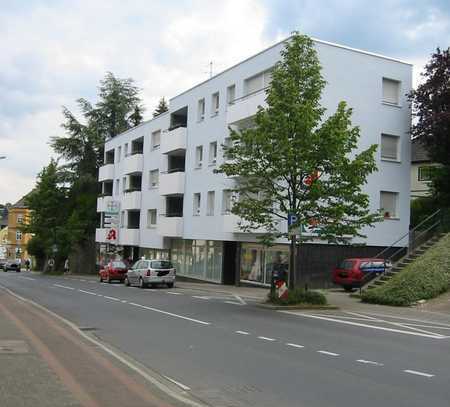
[
  {"x1": 112, "y1": 261, "x2": 126, "y2": 269},
  {"x1": 150, "y1": 261, "x2": 173, "y2": 269},
  {"x1": 339, "y1": 260, "x2": 354, "y2": 270}
]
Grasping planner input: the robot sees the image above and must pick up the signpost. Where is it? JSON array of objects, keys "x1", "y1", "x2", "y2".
[{"x1": 104, "y1": 201, "x2": 120, "y2": 245}]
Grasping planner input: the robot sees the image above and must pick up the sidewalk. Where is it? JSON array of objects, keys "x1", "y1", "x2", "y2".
[{"x1": 0, "y1": 286, "x2": 202, "y2": 407}]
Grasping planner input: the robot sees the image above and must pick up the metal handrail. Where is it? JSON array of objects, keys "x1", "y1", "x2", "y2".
[{"x1": 228, "y1": 86, "x2": 269, "y2": 105}]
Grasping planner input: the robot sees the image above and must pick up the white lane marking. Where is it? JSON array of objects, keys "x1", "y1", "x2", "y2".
[
  {"x1": 18, "y1": 276, "x2": 36, "y2": 281},
  {"x1": 162, "y1": 375, "x2": 191, "y2": 391},
  {"x1": 356, "y1": 359, "x2": 384, "y2": 366},
  {"x1": 78, "y1": 289, "x2": 97, "y2": 296},
  {"x1": 0, "y1": 285, "x2": 204, "y2": 407},
  {"x1": 258, "y1": 336, "x2": 276, "y2": 342},
  {"x1": 128, "y1": 302, "x2": 210, "y2": 326},
  {"x1": 121, "y1": 300, "x2": 127, "y2": 303},
  {"x1": 53, "y1": 284, "x2": 75, "y2": 290},
  {"x1": 167, "y1": 292, "x2": 182, "y2": 295},
  {"x1": 286, "y1": 343, "x2": 304, "y2": 349},
  {"x1": 192, "y1": 296, "x2": 209, "y2": 300},
  {"x1": 224, "y1": 301, "x2": 244, "y2": 306},
  {"x1": 401, "y1": 323, "x2": 450, "y2": 330},
  {"x1": 283, "y1": 312, "x2": 447, "y2": 339},
  {"x1": 103, "y1": 295, "x2": 121, "y2": 302},
  {"x1": 233, "y1": 294, "x2": 247, "y2": 305},
  {"x1": 347, "y1": 311, "x2": 450, "y2": 328},
  {"x1": 404, "y1": 369, "x2": 434, "y2": 378},
  {"x1": 235, "y1": 330, "x2": 250, "y2": 335},
  {"x1": 318, "y1": 351, "x2": 340, "y2": 356}
]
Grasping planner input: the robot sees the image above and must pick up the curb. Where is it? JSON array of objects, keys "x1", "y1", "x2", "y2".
[{"x1": 255, "y1": 303, "x2": 339, "y2": 310}]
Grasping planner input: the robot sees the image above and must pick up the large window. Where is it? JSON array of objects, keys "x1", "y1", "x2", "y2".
[
  {"x1": 380, "y1": 191, "x2": 399, "y2": 219},
  {"x1": 418, "y1": 166, "x2": 433, "y2": 181},
  {"x1": 244, "y1": 69, "x2": 272, "y2": 96},
  {"x1": 211, "y1": 92, "x2": 219, "y2": 115},
  {"x1": 382, "y1": 78, "x2": 400, "y2": 105},
  {"x1": 197, "y1": 98, "x2": 205, "y2": 121},
  {"x1": 381, "y1": 134, "x2": 400, "y2": 161},
  {"x1": 195, "y1": 146, "x2": 203, "y2": 168},
  {"x1": 227, "y1": 84, "x2": 236, "y2": 104},
  {"x1": 222, "y1": 190, "x2": 233, "y2": 214},
  {"x1": 151, "y1": 130, "x2": 161, "y2": 150},
  {"x1": 16, "y1": 230, "x2": 22, "y2": 241},
  {"x1": 206, "y1": 191, "x2": 215, "y2": 216},
  {"x1": 193, "y1": 193, "x2": 201, "y2": 216},
  {"x1": 149, "y1": 169, "x2": 159, "y2": 188},
  {"x1": 209, "y1": 141, "x2": 217, "y2": 164},
  {"x1": 147, "y1": 209, "x2": 157, "y2": 228}
]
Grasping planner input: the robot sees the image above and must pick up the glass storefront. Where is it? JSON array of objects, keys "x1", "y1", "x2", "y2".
[
  {"x1": 139, "y1": 247, "x2": 170, "y2": 260},
  {"x1": 171, "y1": 239, "x2": 223, "y2": 283},
  {"x1": 240, "y1": 243, "x2": 289, "y2": 285}
]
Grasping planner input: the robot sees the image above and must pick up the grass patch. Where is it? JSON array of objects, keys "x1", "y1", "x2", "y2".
[
  {"x1": 268, "y1": 288, "x2": 327, "y2": 306},
  {"x1": 361, "y1": 233, "x2": 450, "y2": 306}
]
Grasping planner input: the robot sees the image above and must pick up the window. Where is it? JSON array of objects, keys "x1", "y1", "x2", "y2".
[
  {"x1": 382, "y1": 78, "x2": 400, "y2": 105},
  {"x1": 147, "y1": 209, "x2": 157, "y2": 228},
  {"x1": 149, "y1": 169, "x2": 159, "y2": 188},
  {"x1": 120, "y1": 211, "x2": 125, "y2": 228},
  {"x1": 381, "y1": 134, "x2": 399, "y2": 161},
  {"x1": 418, "y1": 166, "x2": 433, "y2": 182},
  {"x1": 17, "y1": 214, "x2": 23, "y2": 224},
  {"x1": 223, "y1": 137, "x2": 232, "y2": 160},
  {"x1": 151, "y1": 130, "x2": 161, "y2": 150},
  {"x1": 124, "y1": 143, "x2": 129, "y2": 157},
  {"x1": 209, "y1": 141, "x2": 217, "y2": 164},
  {"x1": 211, "y1": 92, "x2": 219, "y2": 115},
  {"x1": 122, "y1": 177, "x2": 127, "y2": 193},
  {"x1": 115, "y1": 179, "x2": 120, "y2": 195},
  {"x1": 193, "y1": 193, "x2": 201, "y2": 216},
  {"x1": 16, "y1": 230, "x2": 22, "y2": 241},
  {"x1": 197, "y1": 98, "x2": 205, "y2": 121},
  {"x1": 117, "y1": 146, "x2": 121, "y2": 162},
  {"x1": 380, "y1": 191, "x2": 399, "y2": 219},
  {"x1": 195, "y1": 146, "x2": 203, "y2": 168},
  {"x1": 222, "y1": 190, "x2": 233, "y2": 214},
  {"x1": 244, "y1": 69, "x2": 272, "y2": 96},
  {"x1": 227, "y1": 84, "x2": 236, "y2": 104},
  {"x1": 207, "y1": 191, "x2": 215, "y2": 216}
]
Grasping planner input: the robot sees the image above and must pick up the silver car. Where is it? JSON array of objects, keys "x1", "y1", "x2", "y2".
[{"x1": 124, "y1": 259, "x2": 176, "y2": 288}]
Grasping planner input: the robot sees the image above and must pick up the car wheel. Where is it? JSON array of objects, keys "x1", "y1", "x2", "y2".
[
  {"x1": 167, "y1": 282, "x2": 174, "y2": 289},
  {"x1": 343, "y1": 286, "x2": 354, "y2": 292},
  {"x1": 99, "y1": 274, "x2": 103, "y2": 282},
  {"x1": 124, "y1": 276, "x2": 130, "y2": 286},
  {"x1": 139, "y1": 278, "x2": 146, "y2": 289}
]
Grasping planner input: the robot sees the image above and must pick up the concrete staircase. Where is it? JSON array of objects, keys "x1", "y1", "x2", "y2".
[{"x1": 363, "y1": 233, "x2": 446, "y2": 291}]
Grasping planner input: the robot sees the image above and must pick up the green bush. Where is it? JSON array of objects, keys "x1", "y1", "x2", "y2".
[
  {"x1": 268, "y1": 288, "x2": 327, "y2": 306},
  {"x1": 362, "y1": 233, "x2": 450, "y2": 306}
]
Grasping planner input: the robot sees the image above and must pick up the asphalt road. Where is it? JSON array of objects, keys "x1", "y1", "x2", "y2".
[{"x1": 1, "y1": 271, "x2": 450, "y2": 407}]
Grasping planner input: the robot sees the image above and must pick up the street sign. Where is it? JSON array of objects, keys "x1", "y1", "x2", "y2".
[
  {"x1": 288, "y1": 213, "x2": 300, "y2": 236},
  {"x1": 106, "y1": 228, "x2": 118, "y2": 243}
]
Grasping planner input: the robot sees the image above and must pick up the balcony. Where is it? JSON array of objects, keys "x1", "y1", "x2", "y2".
[
  {"x1": 122, "y1": 190, "x2": 142, "y2": 210},
  {"x1": 96, "y1": 195, "x2": 113, "y2": 212},
  {"x1": 119, "y1": 228, "x2": 140, "y2": 246},
  {"x1": 159, "y1": 171, "x2": 185, "y2": 196},
  {"x1": 161, "y1": 126, "x2": 187, "y2": 154},
  {"x1": 223, "y1": 214, "x2": 272, "y2": 234},
  {"x1": 98, "y1": 164, "x2": 114, "y2": 181},
  {"x1": 226, "y1": 88, "x2": 267, "y2": 124},
  {"x1": 157, "y1": 216, "x2": 183, "y2": 237},
  {"x1": 123, "y1": 153, "x2": 143, "y2": 175}
]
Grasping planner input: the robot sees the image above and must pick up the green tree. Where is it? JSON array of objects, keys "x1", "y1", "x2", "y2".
[
  {"x1": 409, "y1": 48, "x2": 450, "y2": 206},
  {"x1": 51, "y1": 72, "x2": 144, "y2": 274},
  {"x1": 218, "y1": 32, "x2": 380, "y2": 288},
  {"x1": 24, "y1": 160, "x2": 69, "y2": 271},
  {"x1": 153, "y1": 97, "x2": 169, "y2": 117}
]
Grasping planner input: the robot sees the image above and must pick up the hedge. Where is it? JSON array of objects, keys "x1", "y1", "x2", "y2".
[
  {"x1": 268, "y1": 288, "x2": 327, "y2": 306},
  {"x1": 361, "y1": 233, "x2": 450, "y2": 306}
]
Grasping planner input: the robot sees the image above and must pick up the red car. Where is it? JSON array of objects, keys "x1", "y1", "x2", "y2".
[
  {"x1": 99, "y1": 261, "x2": 128, "y2": 283},
  {"x1": 332, "y1": 258, "x2": 389, "y2": 291}
]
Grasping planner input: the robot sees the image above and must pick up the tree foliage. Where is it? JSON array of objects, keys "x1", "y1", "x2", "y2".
[
  {"x1": 409, "y1": 48, "x2": 450, "y2": 206},
  {"x1": 218, "y1": 33, "x2": 380, "y2": 282},
  {"x1": 153, "y1": 97, "x2": 169, "y2": 117}
]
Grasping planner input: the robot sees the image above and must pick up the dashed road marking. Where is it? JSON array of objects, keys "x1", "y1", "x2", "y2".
[
  {"x1": 103, "y1": 296, "x2": 121, "y2": 302},
  {"x1": 356, "y1": 359, "x2": 384, "y2": 366},
  {"x1": 78, "y1": 289, "x2": 97, "y2": 296},
  {"x1": 18, "y1": 276, "x2": 36, "y2": 281},
  {"x1": 235, "y1": 330, "x2": 250, "y2": 335},
  {"x1": 166, "y1": 292, "x2": 182, "y2": 295},
  {"x1": 224, "y1": 301, "x2": 244, "y2": 305},
  {"x1": 53, "y1": 284, "x2": 75, "y2": 290},
  {"x1": 257, "y1": 336, "x2": 276, "y2": 342},
  {"x1": 403, "y1": 369, "x2": 434, "y2": 378},
  {"x1": 286, "y1": 343, "x2": 304, "y2": 349},
  {"x1": 192, "y1": 296, "x2": 209, "y2": 300},
  {"x1": 318, "y1": 350, "x2": 340, "y2": 357}
]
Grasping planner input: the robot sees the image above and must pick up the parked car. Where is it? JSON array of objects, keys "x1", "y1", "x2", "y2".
[
  {"x1": 332, "y1": 258, "x2": 390, "y2": 291},
  {"x1": 99, "y1": 260, "x2": 128, "y2": 283},
  {"x1": 3, "y1": 260, "x2": 21, "y2": 272},
  {"x1": 0, "y1": 259, "x2": 6, "y2": 270},
  {"x1": 124, "y1": 259, "x2": 176, "y2": 288}
]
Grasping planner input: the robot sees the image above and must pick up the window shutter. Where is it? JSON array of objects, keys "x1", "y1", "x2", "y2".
[
  {"x1": 382, "y1": 78, "x2": 400, "y2": 105},
  {"x1": 381, "y1": 134, "x2": 398, "y2": 160},
  {"x1": 245, "y1": 73, "x2": 263, "y2": 95}
]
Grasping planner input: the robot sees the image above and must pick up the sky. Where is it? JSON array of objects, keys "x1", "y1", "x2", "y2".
[{"x1": 1, "y1": 0, "x2": 449, "y2": 204}]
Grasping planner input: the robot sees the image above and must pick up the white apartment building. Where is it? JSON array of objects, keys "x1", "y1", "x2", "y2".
[{"x1": 96, "y1": 36, "x2": 412, "y2": 288}]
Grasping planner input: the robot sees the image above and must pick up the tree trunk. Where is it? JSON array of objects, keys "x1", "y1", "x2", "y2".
[{"x1": 69, "y1": 237, "x2": 96, "y2": 274}]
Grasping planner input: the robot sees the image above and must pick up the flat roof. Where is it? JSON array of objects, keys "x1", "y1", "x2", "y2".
[{"x1": 171, "y1": 35, "x2": 412, "y2": 101}]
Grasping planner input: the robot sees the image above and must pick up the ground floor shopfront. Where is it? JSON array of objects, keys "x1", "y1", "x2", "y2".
[{"x1": 96, "y1": 239, "x2": 392, "y2": 288}]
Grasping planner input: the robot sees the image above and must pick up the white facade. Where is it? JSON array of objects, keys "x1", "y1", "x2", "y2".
[{"x1": 96, "y1": 36, "x2": 412, "y2": 285}]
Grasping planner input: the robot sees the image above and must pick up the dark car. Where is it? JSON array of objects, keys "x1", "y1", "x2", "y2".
[
  {"x1": 332, "y1": 258, "x2": 389, "y2": 291},
  {"x1": 3, "y1": 260, "x2": 21, "y2": 272}
]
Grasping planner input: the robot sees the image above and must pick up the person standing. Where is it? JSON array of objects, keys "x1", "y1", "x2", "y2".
[{"x1": 64, "y1": 258, "x2": 69, "y2": 274}]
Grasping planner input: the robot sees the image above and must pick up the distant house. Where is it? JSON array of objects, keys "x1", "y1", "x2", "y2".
[
  {"x1": 7, "y1": 196, "x2": 32, "y2": 261},
  {"x1": 411, "y1": 138, "x2": 436, "y2": 199}
]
